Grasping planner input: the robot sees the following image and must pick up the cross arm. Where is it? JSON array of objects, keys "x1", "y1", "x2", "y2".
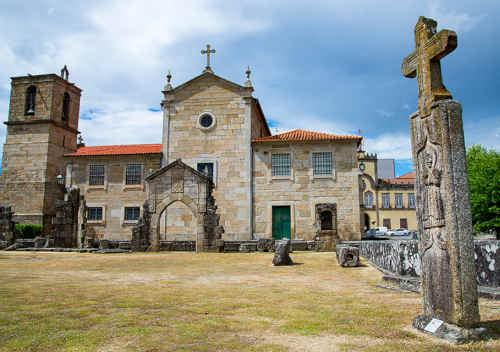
[{"x1": 402, "y1": 51, "x2": 417, "y2": 78}]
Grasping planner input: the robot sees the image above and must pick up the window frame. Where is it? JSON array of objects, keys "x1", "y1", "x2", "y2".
[
  {"x1": 25, "y1": 85, "x2": 37, "y2": 115},
  {"x1": 364, "y1": 191, "x2": 374, "y2": 208},
  {"x1": 86, "y1": 204, "x2": 105, "y2": 224},
  {"x1": 395, "y1": 193, "x2": 403, "y2": 209},
  {"x1": 195, "y1": 158, "x2": 218, "y2": 185},
  {"x1": 124, "y1": 163, "x2": 143, "y2": 187},
  {"x1": 61, "y1": 92, "x2": 70, "y2": 122},
  {"x1": 271, "y1": 152, "x2": 292, "y2": 179},
  {"x1": 382, "y1": 193, "x2": 390, "y2": 209},
  {"x1": 88, "y1": 164, "x2": 105, "y2": 187},
  {"x1": 312, "y1": 151, "x2": 334, "y2": 178},
  {"x1": 123, "y1": 206, "x2": 141, "y2": 224},
  {"x1": 408, "y1": 193, "x2": 416, "y2": 209}
]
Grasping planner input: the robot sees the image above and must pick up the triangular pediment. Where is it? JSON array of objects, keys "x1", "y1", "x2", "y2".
[
  {"x1": 145, "y1": 159, "x2": 212, "y2": 184},
  {"x1": 166, "y1": 71, "x2": 252, "y2": 99}
]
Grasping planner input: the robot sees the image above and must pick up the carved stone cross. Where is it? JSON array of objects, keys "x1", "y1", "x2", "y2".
[
  {"x1": 402, "y1": 16, "x2": 457, "y2": 117},
  {"x1": 201, "y1": 44, "x2": 216, "y2": 72}
]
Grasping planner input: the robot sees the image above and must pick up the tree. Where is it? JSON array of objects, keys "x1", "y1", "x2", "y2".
[{"x1": 466, "y1": 145, "x2": 500, "y2": 235}]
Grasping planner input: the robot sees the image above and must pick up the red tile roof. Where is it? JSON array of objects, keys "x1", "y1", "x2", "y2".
[
  {"x1": 64, "y1": 144, "x2": 162, "y2": 157},
  {"x1": 381, "y1": 171, "x2": 415, "y2": 185},
  {"x1": 252, "y1": 129, "x2": 362, "y2": 144}
]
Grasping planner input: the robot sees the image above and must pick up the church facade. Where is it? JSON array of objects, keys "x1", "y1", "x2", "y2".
[{"x1": 0, "y1": 59, "x2": 364, "y2": 245}]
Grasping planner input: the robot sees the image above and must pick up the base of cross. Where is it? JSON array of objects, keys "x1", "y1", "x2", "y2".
[{"x1": 413, "y1": 315, "x2": 487, "y2": 344}]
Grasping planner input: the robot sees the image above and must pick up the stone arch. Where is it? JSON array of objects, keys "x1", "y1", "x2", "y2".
[{"x1": 150, "y1": 194, "x2": 203, "y2": 250}]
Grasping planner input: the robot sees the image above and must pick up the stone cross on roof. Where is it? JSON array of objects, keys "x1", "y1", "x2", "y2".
[
  {"x1": 402, "y1": 16, "x2": 457, "y2": 117},
  {"x1": 201, "y1": 44, "x2": 216, "y2": 73}
]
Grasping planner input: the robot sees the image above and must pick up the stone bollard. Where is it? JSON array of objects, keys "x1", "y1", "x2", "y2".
[{"x1": 272, "y1": 239, "x2": 293, "y2": 266}]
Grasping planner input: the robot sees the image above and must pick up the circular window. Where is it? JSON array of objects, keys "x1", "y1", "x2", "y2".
[
  {"x1": 197, "y1": 112, "x2": 216, "y2": 131},
  {"x1": 200, "y1": 114, "x2": 213, "y2": 128}
]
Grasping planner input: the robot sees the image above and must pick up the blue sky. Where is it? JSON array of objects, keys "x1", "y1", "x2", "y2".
[{"x1": 1, "y1": 0, "x2": 499, "y2": 176}]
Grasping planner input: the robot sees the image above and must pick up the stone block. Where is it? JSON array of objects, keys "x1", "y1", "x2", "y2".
[
  {"x1": 257, "y1": 238, "x2": 274, "y2": 252},
  {"x1": 272, "y1": 239, "x2": 293, "y2": 266},
  {"x1": 336, "y1": 245, "x2": 359, "y2": 267}
]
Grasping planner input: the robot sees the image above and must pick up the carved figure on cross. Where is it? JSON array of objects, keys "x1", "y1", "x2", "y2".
[
  {"x1": 402, "y1": 16, "x2": 457, "y2": 117},
  {"x1": 201, "y1": 44, "x2": 216, "y2": 73}
]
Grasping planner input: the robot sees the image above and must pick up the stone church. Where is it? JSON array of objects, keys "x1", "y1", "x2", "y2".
[{"x1": 0, "y1": 52, "x2": 364, "y2": 248}]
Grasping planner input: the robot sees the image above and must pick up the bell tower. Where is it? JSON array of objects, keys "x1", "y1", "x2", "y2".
[{"x1": 0, "y1": 66, "x2": 82, "y2": 231}]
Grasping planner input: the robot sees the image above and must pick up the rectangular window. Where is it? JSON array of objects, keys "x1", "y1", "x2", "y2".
[
  {"x1": 271, "y1": 153, "x2": 291, "y2": 177},
  {"x1": 312, "y1": 152, "x2": 333, "y2": 176},
  {"x1": 125, "y1": 164, "x2": 142, "y2": 185},
  {"x1": 383, "y1": 218, "x2": 391, "y2": 229},
  {"x1": 400, "y1": 218, "x2": 408, "y2": 229},
  {"x1": 408, "y1": 193, "x2": 416, "y2": 208},
  {"x1": 382, "y1": 193, "x2": 390, "y2": 208},
  {"x1": 395, "y1": 193, "x2": 403, "y2": 208},
  {"x1": 87, "y1": 207, "x2": 103, "y2": 221},
  {"x1": 124, "y1": 207, "x2": 140, "y2": 222},
  {"x1": 89, "y1": 164, "x2": 105, "y2": 186},
  {"x1": 197, "y1": 163, "x2": 214, "y2": 180}
]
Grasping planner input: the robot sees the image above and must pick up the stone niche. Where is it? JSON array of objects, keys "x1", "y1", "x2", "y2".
[{"x1": 315, "y1": 203, "x2": 338, "y2": 251}]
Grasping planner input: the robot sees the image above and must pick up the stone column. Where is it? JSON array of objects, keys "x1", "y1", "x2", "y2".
[{"x1": 410, "y1": 100, "x2": 479, "y2": 329}]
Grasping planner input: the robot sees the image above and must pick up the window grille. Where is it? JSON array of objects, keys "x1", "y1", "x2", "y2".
[
  {"x1": 312, "y1": 152, "x2": 332, "y2": 176},
  {"x1": 124, "y1": 207, "x2": 140, "y2": 221},
  {"x1": 89, "y1": 164, "x2": 105, "y2": 186},
  {"x1": 271, "y1": 153, "x2": 291, "y2": 177},
  {"x1": 408, "y1": 193, "x2": 416, "y2": 208},
  {"x1": 87, "y1": 207, "x2": 103, "y2": 221},
  {"x1": 382, "y1": 193, "x2": 390, "y2": 208},
  {"x1": 395, "y1": 193, "x2": 403, "y2": 208},
  {"x1": 126, "y1": 164, "x2": 142, "y2": 185}
]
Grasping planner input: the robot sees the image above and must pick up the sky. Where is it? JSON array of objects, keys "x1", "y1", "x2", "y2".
[{"x1": 1, "y1": 0, "x2": 499, "y2": 177}]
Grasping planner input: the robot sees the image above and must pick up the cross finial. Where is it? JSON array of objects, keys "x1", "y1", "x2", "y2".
[
  {"x1": 402, "y1": 16, "x2": 457, "y2": 117},
  {"x1": 201, "y1": 44, "x2": 216, "y2": 73}
]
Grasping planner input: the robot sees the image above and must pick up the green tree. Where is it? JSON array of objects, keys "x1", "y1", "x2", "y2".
[{"x1": 466, "y1": 145, "x2": 500, "y2": 234}]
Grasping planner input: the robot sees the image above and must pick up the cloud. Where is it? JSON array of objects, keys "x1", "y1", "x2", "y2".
[
  {"x1": 427, "y1": 1, "x2": 486, "y2": 33},
  {"x1": 364, "y1": 133, "x2": 412, "y2": 160}
]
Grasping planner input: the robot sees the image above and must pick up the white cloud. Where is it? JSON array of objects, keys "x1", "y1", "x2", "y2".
[
  {"x1": 427, "y1": 1, "x2": 485, "y2": 33},
  {"x1": 364, "y1": 133, "x2": 412, "y2": 160}
]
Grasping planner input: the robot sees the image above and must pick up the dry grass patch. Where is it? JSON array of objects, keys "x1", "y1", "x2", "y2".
[{"x1": 0, "y1": 251, "x2": 499, "y2": 351}]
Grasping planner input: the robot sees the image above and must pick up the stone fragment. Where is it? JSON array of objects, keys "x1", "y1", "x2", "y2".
[
  {"x1": 272, "y1": 239, "x2": 293, "y2": 266},
  {"x1": 239, "y1": 243, "x2": 257, "y2": 252},
  {"x1": 336, "y1": 245, "x2": 359, "y2": 267},
  {"x1": 34, "y1": 236, "x2": 47, "y2": 248},
  {"x1": 257, "y1": 238, "x2": 274, "y2": 252},
  {"x1": 413, "y1": 316, "x2": 486, "y2": 345}
]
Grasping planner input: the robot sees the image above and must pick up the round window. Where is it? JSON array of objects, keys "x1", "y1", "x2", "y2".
[{"x1": 200, "y1": 114, "x2": 213, "y2": 128}]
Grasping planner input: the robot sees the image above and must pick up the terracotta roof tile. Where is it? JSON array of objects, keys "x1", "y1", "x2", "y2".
[
  {"x1": 380, "y1": 172, "x2": 415, "y2": 185},
  {"x1": 64, "y1": 144, "x2": 162, "y2": 157},
  {"x1": 252, "y1": 129, "x2": 362, "y2": 144}
]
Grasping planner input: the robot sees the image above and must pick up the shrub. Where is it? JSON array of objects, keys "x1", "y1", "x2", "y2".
[{"x1": 15, "y1": 224, "x2": 43, "y2": 239}]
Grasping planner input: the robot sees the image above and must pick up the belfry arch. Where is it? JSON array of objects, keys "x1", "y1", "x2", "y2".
[{"x1": 145, "y1": 159, "x2": 223, "y2": 252}]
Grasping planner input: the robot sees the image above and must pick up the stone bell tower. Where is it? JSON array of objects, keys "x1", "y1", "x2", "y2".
[{"x1": 0, "y1": 66, "x2": 82, "y2": 232}]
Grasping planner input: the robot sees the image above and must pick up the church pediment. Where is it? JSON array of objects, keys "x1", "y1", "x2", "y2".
[{"x1": 164, "y1": 71, "x2": 252, "y2": 101}]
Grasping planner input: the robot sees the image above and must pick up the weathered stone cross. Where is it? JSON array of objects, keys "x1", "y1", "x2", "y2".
[
  {"x1": 201, "y1": 44, "x2": 216, "y2": 72},
  {"x1": 402, "y1": 16, "x2": 457, "y2": 117}
]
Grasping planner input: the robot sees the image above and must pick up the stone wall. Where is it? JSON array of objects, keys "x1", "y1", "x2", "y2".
[
  {"x1": 253, "y1": 141, "x2": 361, "y2": 241},
  {"x1": 359, "y1": 240, "x2": 500, "y2": 288},
  {"x1": 67, "y1": 154, "x2": 161, "y2": 240}
]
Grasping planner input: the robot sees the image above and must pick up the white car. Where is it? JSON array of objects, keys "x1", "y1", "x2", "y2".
[{"x1": 387, "y1": 228, "x2": 411, "y2": 236}]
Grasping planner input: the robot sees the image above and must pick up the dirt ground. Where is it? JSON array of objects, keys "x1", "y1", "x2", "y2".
[{"x1": 0, "y1": 251, "x2": 499, "y2": 351}]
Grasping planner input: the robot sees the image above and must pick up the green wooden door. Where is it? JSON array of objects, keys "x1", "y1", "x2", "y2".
[{"x1": 272, "y1": 206, "x2": 291, "y2": 239}]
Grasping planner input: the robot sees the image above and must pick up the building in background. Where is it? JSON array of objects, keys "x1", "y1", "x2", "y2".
[{"x1": 358, "y1": 151, "x2": 416, "y2": 231}]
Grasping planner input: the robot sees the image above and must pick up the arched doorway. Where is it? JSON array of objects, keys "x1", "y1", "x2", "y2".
[{"x1": 159, "y1": 200, "x2": 198, "y2": 241}]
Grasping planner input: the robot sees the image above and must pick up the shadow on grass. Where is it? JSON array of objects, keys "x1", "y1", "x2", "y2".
[{"x1": 481, "y1": 319, "x2": 500, "y2": 338}]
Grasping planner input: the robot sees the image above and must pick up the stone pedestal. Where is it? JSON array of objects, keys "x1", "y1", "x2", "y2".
[{"x1": 410, "y1": 100, "x2": 479, "y2": 330}]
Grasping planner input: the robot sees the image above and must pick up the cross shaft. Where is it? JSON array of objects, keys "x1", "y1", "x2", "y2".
[
  {"x1": 402, "y1": 17, "x2": 457, "y2": 117},
  {"x1": 201, "y1": 44, "x2": 216, "y2": 72}
]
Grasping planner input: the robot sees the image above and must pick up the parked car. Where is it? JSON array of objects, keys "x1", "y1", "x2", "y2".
[
  {"x1": 387, "y1": 228, "x2": 411, "y2": 236},
  {"x1": 372, "y1": 227, "x2": 388, "y2": 236},
  {"x1": 363, "y1": 229, "x2": 378, "y2": 239}
]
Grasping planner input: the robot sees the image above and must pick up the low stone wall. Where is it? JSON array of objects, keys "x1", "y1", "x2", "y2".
[{"x1": 358, "y1": 240, "x2": 500, "y2": 288}]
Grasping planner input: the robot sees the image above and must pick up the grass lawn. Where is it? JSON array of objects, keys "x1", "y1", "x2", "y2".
[{"x1": 0, "y1": 251, "x2": 499, "y2": 351}]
